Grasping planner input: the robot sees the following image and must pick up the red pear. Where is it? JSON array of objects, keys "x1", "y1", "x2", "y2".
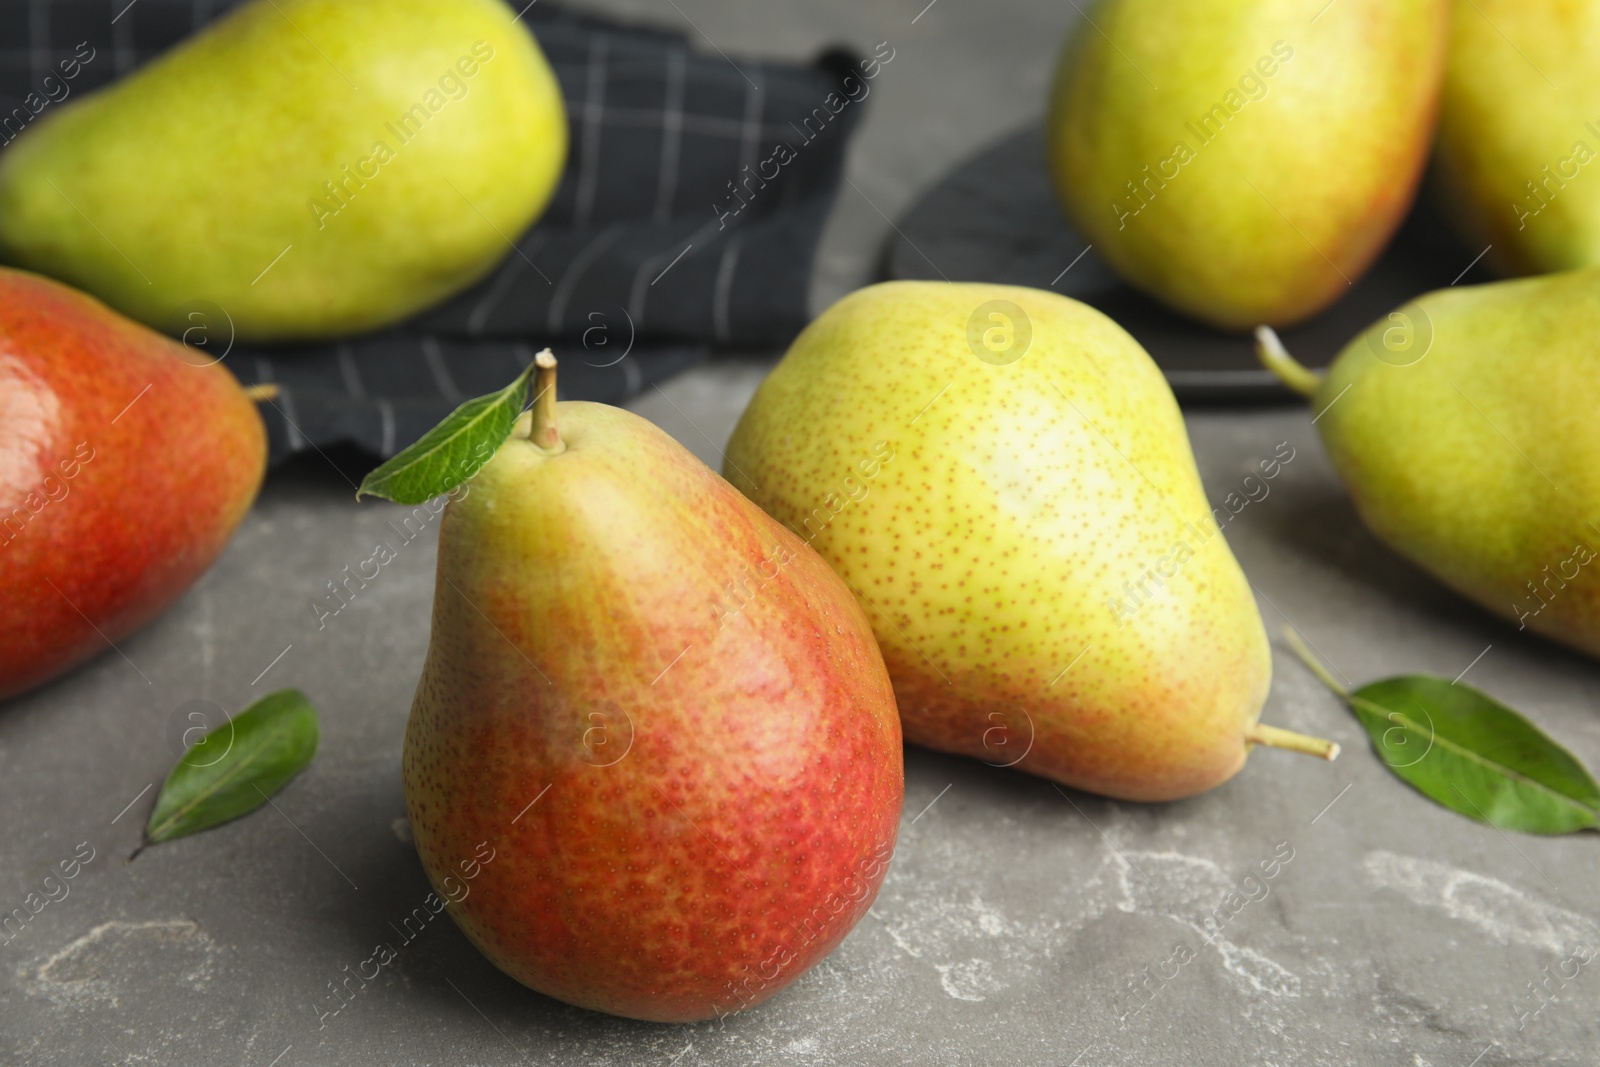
[
  {"x1": 402, "y1": 358, "x2": 903, "y2": 1023},
  {"x1": 0, "y1": 269, "x2": 265, "y2": 700}
]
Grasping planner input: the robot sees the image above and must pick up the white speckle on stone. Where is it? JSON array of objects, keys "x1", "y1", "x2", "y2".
[
  {"x1": 935, "y1": 958, "x2": 1004, "y2": 1002},
  {"x1": 31, "y1": 920, "x2": 218, "y2": 1005},
  {"x1": 1213, "y1": 939, "x2": 1302, "y2": 998},
  {"x1": 1109, "y1": 847, "x2": 1304, "y2": 1002},
  {"x1": 1364, "y1": 850, "x2": 1596, "y2": 955},
  {"x1": 969, "y1": 895, "x2": 1010, "y2": 936},
  {"x1": 1114, "y1": 849, "x2": 1232, "y2": 918},
  {"x1": 882, "y1": 924, "x2": 921, "y2": 959}
]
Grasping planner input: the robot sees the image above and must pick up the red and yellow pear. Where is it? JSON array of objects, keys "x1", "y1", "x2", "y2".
[
  {"x1": 0, "y1": 268, "x2": 265, "y2": 701},
  {"x1": 402, "y1": 354, "x2": 903, "y2": 1022}
]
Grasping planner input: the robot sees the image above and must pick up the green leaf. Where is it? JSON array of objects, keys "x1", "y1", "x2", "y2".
[
  {"x1": 356, "y1": 364, "x2": 533, "y2": 504},
  {"x1": 1344, "y1": 675, "x2": 1600, "y2": 835},
  {"x1": 141, "y1": 689, "x2": 319, "y2": 850}
]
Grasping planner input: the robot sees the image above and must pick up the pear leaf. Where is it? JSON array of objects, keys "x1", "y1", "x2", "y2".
[
  {"x1": 356, "y1": 364, "x2": 533, "y2": 505},
  {"x1": 1285, "y1": 631, "x2": 1600, "y2": 835},
  {"x1": 1344, "y1": 676, "x2": 1600, "y2": 834},
  {"x1": 139, "y1": 689, "x2": 319, "y2": 853}
]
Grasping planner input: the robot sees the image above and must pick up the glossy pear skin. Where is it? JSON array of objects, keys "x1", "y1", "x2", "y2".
[
  {"x1": 724, "y1": 282, "x2": 1271, "y2": 802},
  {"x1": 0, "y1": 0, "x2": 566, "y2": 342},
  {"x1": 1046, "y1": 0, "x2": 1447, "y2": 330},
  {"x1": 403, "y1": 404, "x2": 903, "y2": 1023},
  {"x1": 1313, "y1": 270, "x2": 1600, "y2": 658},
  {"x1": 1434, "y1": 2, "x2": 1600, "y2": 276},
  {"x1": 0, "y1": 269, "x2": 265, "y2": 700}
]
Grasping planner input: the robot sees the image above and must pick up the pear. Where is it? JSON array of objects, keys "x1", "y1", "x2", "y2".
[
  {"x1": 1257, "y1": 269, "x2": 1600, "y2": 658},
  {"x1": 724, "y1": 282, "x2": 1335, "y2": 803},
  {"x1": 1433, "y1": 2, "x2": 1600, "y2": 276},
  {"x1": 1045, "y1": 0, "x2": 1448, "y2": 330},
  {"x1": 0, "y1": 268, "x2": 265, "y2": 701},
  {"x1": 0, "y1": 0, "x2": 566, "y2": 342},
  {"x1": 402, "y1": 355, "x2": 903, "y2": 1023}
]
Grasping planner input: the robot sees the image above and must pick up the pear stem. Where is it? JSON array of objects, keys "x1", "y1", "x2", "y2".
[
  {"x1": 1254, "y1": 326, "x2": 1321, "y2": 400},
  {"x1": 530, "y1": 348, "x2": 561, "y2": 451},
  {"x1": 1280, "y1": 625, "x2": 1351, "y2": 699},
  {"x1": 1243, "y1": 624, "x2": 1346, "y2": 761},
  {"x1": 1245, "y1": 722, "x2": 1340, "y2": 761},
  {"x1": 242, "y1": 383, "x2": 280, "y2": 402}
]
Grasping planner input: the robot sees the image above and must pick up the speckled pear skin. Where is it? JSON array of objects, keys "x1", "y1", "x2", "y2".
[
  {"x1": 1045, "y1": 0, "x2": 1447, "y2": 330},
  {"x1": 0, "y1": 0, "x2": 566, "y2": 342},
  {"x1": 402, "y1": 402, "x2": 903, "y2": 1023},
  {"x1": 0, "y1": 268, "x2": 264, "y2": 701},
  {"x1": 723, "y1": 282, "x2": 1271, "y2": 802},
  {"x1": 1433, "y1": 2, "x2": 1600, "y2": 276},
  {"x1": 1313, "y1": 270, "x2": 1600, "y2": 658}
]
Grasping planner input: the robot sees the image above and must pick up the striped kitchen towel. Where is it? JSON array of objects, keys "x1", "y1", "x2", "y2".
[{"x1": 0, "y1": 0, "x2": 867, "y2": 463}]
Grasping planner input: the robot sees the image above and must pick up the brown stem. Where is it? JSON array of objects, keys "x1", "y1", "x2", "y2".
[
  {"x1": 531, "y1": 348, "x2": 561, "y2": 451},
  {"x1": 242, "y1": 383, "x2": 280, "y2": 402}
]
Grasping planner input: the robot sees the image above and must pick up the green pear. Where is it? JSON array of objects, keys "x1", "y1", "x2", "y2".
[
  {"x1": 1258, "y1": 270, "x2": 1600, "y2": 658},
  {"x1": 724, "y1": 282, "x2": 1336, "y2": 803},
  {"x1": 1045, "y1": 0, "x2": 1448, "y2": 330},
  {"x1": 1433, "y1": 2, "x2": 1600, "y2": 276},
  {"x1": 402, "y1": 355, "x2": 903, "y2": 1022},
  {"x1": 0, "y1": 0, "x2": 566, "y2": 342}
]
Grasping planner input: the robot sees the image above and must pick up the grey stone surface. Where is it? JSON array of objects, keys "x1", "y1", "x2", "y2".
[{"x1": 4, "y1": 2, "x2": 1600, "y2": 1066}]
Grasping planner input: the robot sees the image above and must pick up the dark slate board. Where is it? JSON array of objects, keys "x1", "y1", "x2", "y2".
[{"x1": 884, "y1": 123, "x2": 1494, "y2": 402}]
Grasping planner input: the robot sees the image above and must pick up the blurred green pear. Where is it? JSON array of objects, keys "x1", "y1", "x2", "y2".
[
  {"x1": 1046, "y1": 0, "x2": 1447, "y2": 330},
  {"x1": 0, "y1": 0, "x2": 567, "y2": 342},
  {"x1": 1434, "y1": 2, "x2": 1600, "y2": 276},
  {"x1": 1259, "y1": 269, "x2": 1600, "y2": 657}
]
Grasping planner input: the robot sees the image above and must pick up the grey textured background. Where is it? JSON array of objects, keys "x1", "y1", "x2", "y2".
[{"x1": 4, "y1": 1, "x2": 1599, "y2": 1065}]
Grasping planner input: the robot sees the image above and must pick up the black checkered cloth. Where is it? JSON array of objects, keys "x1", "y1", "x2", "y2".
[{"x1": 0, "y1": 0, "x2": 865, "y2": 463}]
